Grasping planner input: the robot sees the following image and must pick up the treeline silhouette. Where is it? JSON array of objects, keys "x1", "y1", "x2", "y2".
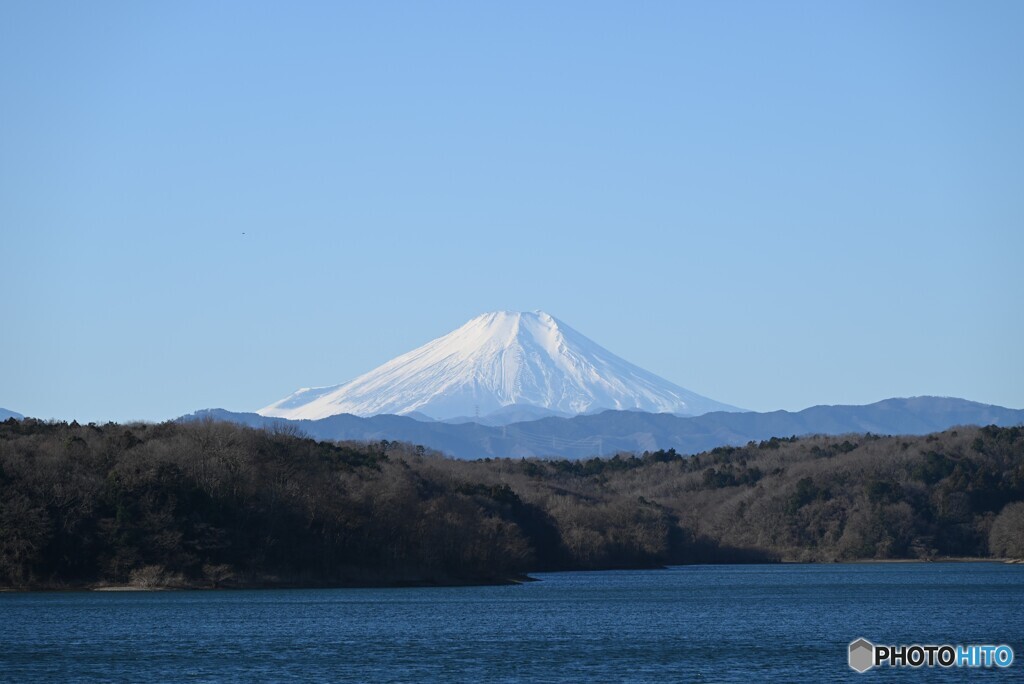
[{"x1": 0, "y1": 419, "x2": 1021, "y2": 589}]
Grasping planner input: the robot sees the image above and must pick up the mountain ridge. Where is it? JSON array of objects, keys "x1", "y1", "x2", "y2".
[{"x1": 187, "y1": 396, "x2": 1024, "y2": 460}]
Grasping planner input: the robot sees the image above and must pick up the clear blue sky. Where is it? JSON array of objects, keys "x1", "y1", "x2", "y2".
[{"x1": 2, "y1": 2, "x2": 1022, "y2": 422}]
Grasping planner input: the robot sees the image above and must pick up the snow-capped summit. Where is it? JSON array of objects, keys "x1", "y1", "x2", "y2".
[{"x1": 258, "y1": 311, "x2": 742, "y2": 421}]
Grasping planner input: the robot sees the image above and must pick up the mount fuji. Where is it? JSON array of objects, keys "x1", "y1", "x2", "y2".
[{"x1": 259, "y1": 311, "x2": 743, "y2": 422}]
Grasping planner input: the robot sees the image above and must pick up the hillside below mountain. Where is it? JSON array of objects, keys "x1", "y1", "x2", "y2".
[{"x1": 2, "y1": 418, "x2": 1021, "y2": 589}]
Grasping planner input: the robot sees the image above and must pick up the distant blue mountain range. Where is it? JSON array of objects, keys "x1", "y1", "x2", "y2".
[
  {"x1": 0, "y1": 408, "x2": 24, "y2": 421},
  {"x1": 183, "y1": 396, "x2": 1024, "y2": 460}
]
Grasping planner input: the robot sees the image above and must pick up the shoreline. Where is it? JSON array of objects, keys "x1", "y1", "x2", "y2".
[
  {"x1": 841, "y1": 557, "x2": 1021, "y2": 564},
  {"x1": 3, "y1": 560, "x2": 1020, "y2": 593},
  {"x1": 2, "y1": 574, "x2": 539, "y2": 593}
]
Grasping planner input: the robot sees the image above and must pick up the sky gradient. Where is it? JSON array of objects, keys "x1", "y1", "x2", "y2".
[{"x1": 2, "y1": 2, "x2": 1022, "y2": 422}]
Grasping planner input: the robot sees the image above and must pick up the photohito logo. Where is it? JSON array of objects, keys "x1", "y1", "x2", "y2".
[{"x1": 849, "y1": 638, "x2": 1014, "y2": 672}]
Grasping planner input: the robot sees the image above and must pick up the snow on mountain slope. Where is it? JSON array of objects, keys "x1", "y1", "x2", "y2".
[{"x1": 258, "y1": 311, "x2": 743, "y2": 421}]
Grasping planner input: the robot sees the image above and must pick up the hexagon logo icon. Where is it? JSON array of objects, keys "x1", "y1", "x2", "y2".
[{"x1": 849, "y1": 638, "x2": 874, "y2": 673}]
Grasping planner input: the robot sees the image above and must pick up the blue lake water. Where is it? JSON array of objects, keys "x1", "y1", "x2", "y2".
[{"x1": 2, "y1": 563, "x2": 1022, "y2": 682}]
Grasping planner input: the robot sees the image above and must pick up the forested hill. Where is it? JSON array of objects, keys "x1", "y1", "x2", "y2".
[{"x1": 1, "y1": 418, "x2": 1022, "y2": 590}]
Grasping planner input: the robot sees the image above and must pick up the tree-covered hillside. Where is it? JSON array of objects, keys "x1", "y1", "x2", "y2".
[{"x1": 0, "y1": 419, "x2": 1021, "y2": 589}]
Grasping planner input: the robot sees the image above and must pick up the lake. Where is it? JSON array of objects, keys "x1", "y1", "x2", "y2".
[{"x1": 2, "y1": 563, "x2": 1021, "y2": 682}]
